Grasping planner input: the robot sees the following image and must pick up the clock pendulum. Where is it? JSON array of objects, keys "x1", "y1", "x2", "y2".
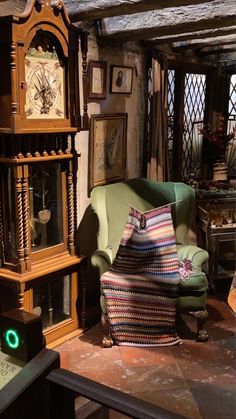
[{"x1": 38, "y1": 173, "x2": 51, "y2": 225}]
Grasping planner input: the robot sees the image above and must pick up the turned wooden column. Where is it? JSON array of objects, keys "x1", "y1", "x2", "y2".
[
  {"x1": 18, "y1": 282, "x2": 26, "y2": 310},
  {"x1": 22, "y1": 165, "x2": 31, "y2": 271},
  {"x1": 81, "y1": 31, "x2": 89, "y2": 129},
  {"x1": 15, "y1": 166, "x2": 25, "y2": 274},
  {"x1": 67, "y1": 161, "x2": 75, "y2": 256},
  {"x1": 10, "y1": 42, "x2": 18, "y2": 116}
]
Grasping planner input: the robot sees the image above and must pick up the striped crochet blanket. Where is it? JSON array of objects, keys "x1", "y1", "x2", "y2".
[{"x1": 101, "y1": 205, "x2": 181, "y2": 346}]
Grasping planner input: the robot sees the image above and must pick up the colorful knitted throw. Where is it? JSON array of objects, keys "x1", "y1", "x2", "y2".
[{"x1": 101, "y1": 205, "x2": 181, "y2": 346}]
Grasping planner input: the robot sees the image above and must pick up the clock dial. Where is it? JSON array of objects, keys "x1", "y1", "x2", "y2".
[{"x1": 25, "y1": 51, "x2": 65, "y2": 119}]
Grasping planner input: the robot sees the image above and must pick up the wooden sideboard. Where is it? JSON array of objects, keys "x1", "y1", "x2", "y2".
[{"x1": 196, "y1": 189, "x2": 236, "y2": 288}]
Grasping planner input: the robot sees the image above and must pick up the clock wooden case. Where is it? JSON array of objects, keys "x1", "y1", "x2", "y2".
[
  {"x1": 0, "y1": 0, "x2": 88, "y2": 133},
  {"x1": 0, "y1": 0, "x2": 88, "y2": 346}
]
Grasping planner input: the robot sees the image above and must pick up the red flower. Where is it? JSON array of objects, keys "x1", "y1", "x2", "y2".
[{"x1": 199, "y1": 113, "x2": 234, "y2": 156}]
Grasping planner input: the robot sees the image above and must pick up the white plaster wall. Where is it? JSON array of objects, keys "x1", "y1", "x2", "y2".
[{"x1": 76, "y1": 24, "x2": 146, "y2": 231}]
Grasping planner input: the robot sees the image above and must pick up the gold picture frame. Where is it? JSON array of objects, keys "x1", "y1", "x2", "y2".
[
  {"x1": 110, "y1": 65, "x2": 133, "y2": 94},
  {"x1": 88, "y1": 60, "x2": 107, "y2": 99},
  {"x1": 90, "y1": 113, "x2": 128, "y2": 189}
]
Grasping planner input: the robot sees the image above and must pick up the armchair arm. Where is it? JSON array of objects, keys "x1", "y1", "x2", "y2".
[
  {"x1": 91, "y1": 247, "x2": 113, "y2": 275},
  {"x1": 176, "y1": 244, "x2": 209, "y2": 271}
]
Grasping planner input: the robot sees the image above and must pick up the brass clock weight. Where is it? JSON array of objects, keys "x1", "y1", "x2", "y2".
[{"x1": 38, "y1": 171, "x2": 51, "y2": 225}]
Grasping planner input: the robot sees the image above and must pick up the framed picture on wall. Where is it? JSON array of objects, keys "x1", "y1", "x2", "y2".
[
  {"x1": 110, "y1": 65, "x2": 133, "y2": 94},
  {"x1": 90, "y1": 113, "x2": 128, "y2": 189},
  {"x1": 88, "y1": 60, "x2": 107, "y2": 99}
]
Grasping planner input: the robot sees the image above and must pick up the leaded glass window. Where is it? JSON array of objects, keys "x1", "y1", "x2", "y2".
[
  {"x1": 182, "y1": 73, "x2": 206, "y2": 180},
  {"x1": 226, "y1": 74, "x2": 236, "y2": 176},
  {"x1": 167, "y1": 69, "x2": 175, "y2": 178}
]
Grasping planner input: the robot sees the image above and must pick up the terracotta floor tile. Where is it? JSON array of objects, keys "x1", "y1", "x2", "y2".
[
  {"x1": 77, "y1": 366, "x2": 130, "y2": 393},
  {"x1": 125, "y1": 363, "x2": 186, "y2": 392},
  {"x1": 56, "y1": 340, "x2": 72, "y2": 370},
  {"x1": 133, "y1": 388, "x2": 202, "y2": 419},
  {"x1": 217, "y1": 336, "x2": 236, "y2": 350},
  {"x1": 178, "y1": 359, "x2": 236, "y2": 387},
  {"x1": 54, "y1": 292, "x2": 236, "y2": 418},
  {"x1": 207, "y1": 297, "x2": 236, "y2": 322},
  {"x1": 169, "y1": 339, "x2": 220, "y2": 363},
  {"x1": 189, "y1": 383, "x2": 236, "y2": 419},
  {"x1": 59, "y1": 350, "x2": 71, "y2": 370},
  {"x1": 205, "y1": 319, "x2": 236, "y2": 341},
  {"x1": 118, "y1": 345, "x2": 175, "y2": 368},
  {"x1": 71, "y1": 323, "x2": 104, "y2": 351},
  {"x1": 56, "y1": 340, "x2": 72, "y2": 351},
  {"x1": 71, "y1": 345, "x2": 123, "y2": 371}
]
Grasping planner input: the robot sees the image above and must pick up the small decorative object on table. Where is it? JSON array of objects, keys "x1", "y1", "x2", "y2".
[{"x1": 199, "y1": 113, "x2": 235, "y2": 180}]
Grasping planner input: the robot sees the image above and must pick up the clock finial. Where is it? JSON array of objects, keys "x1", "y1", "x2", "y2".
[
  {"x1": 53, "y1": 0, "x2": 64, "y2": 10},
  {"x1": 36, "y1": 0, "x2": 45, "y2": 6}
]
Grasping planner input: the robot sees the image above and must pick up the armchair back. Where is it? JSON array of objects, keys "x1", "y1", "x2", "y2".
[{"x1": 91, "y1": 178, "x2": 195, "y2": 260}]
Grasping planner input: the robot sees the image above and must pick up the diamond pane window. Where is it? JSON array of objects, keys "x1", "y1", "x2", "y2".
[
  {"x1": 167, "y1": 69, "x2": 175, "y2": 177},
  {"x1": 182, "y1": 73, "x2": 206, "y2": 180},
  {"x1": 228, "y1": 74, "x2": 236, "y2": 117},
  {"x1": 227, "y1": 74, "x2": 236, "y2": 176},
  {"x1": 147, "y1": 66, "x2": 152, "y2": 154}
]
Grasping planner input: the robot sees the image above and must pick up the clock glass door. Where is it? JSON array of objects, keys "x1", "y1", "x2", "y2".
[
  {"x1": 2, "y1": 167, "x2": 17, "y2": 263},
  {"x1": 29, "y1": 162, "x2": 64, "y2": 253},
  {"x1": 33, "y1": 274, "x2": 71, "y2": 330}
]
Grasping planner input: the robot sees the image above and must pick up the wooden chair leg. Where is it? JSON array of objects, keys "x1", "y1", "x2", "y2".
[
  {"x1": 101, "y1": 312, "x2": 114, "y2": 348},
  {"x1": 189, "y1": 309, "x2": 209, "y2": 342}
]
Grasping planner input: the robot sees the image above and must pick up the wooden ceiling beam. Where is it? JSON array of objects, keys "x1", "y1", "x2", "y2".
[
  {"x1": 98, "y1": 0, "x2": 235, "y2": 41},
  {"x1": 145, "y1": 26, "x2": 236, "y2": 45},
  {"x1": 214, "y1": 51, "x2": 236, "y2": 66},
  {"x1": 146, "y1": 26, "x2": 236, "y2": 46},
  {"x1": 198, "y1": 45, "x2": 236, "y2": 56},
  {"x1": 64, "y1": 0, "x2": 215, "y2": 22},
  {"x1": 172, "y1": 34, "x2": 236, "y2": 50}
]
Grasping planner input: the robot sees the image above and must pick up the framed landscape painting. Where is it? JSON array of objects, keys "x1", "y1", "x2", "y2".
[{"x1": 90, "y1": 113, "x2": 128, "y2": 188}]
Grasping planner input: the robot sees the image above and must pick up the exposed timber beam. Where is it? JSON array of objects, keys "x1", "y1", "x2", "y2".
[
  {"x1": 198, "y1": 45, "x2": 236, "y2": 56},
  {"x1": 145, "y1": 26, "x2": 236, "y2": 45},
  {"x1": 98, "y1": 0, "x2": 235, "y2": 41},
  {"x1": 0, "y1": 0, "x2": 26, "y2": 15},
  {"x1": 215, "y1": 51, "x2": 236, "y2": 66},
  {"x1": 64, "y1": 0, "x2": 216, "y2": 22},
  {"x1": 172, "y1": 34, "x2": 236, "y2": 50}
]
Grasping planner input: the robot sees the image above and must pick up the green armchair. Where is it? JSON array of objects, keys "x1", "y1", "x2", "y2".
[{"x1": 91, "y1": 178, "x2": 209, "y2": 346}]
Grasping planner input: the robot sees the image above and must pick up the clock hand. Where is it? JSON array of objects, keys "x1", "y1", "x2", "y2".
[{"x1": 33, "y1": 68, "x2": 55, "y2": 113}]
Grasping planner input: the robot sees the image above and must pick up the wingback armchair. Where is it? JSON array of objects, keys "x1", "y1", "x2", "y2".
[{"x1": 91, "y1": 178, "x2": 209, "y2": 346}]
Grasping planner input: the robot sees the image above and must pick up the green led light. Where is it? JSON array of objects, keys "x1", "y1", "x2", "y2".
[{"x1": 5, "y1": 329, "x2": 20, "y2": 349}]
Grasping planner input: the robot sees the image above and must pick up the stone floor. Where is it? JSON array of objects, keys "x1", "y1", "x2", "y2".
[{"x1": 55, "y1": 292, "x2": 236, "y2": 419}]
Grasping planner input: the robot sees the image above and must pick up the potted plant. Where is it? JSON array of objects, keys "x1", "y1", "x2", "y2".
[{"x1": 200, "y1": 113, "x2": 235, "y2": 180}]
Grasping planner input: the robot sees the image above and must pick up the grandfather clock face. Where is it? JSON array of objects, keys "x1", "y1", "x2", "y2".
[{"x1": 25, "y1": 38, "x2": 65, "y2": 119}]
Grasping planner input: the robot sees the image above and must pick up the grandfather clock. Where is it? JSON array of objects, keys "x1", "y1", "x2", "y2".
[{"x1": 0, "y1": 0, "x2": 88, "y2": 345}]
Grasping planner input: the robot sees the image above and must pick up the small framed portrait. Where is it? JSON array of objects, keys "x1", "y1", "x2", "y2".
[
  {"x1": 110, "y1": 65, "x2": 133, "y2": 94},
  {"x1": 89, "y1": 113, "x2": 128, "y2": 189},
  {"x1": 88, "y1": 60, "x2": 107, "y2": 99}
]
